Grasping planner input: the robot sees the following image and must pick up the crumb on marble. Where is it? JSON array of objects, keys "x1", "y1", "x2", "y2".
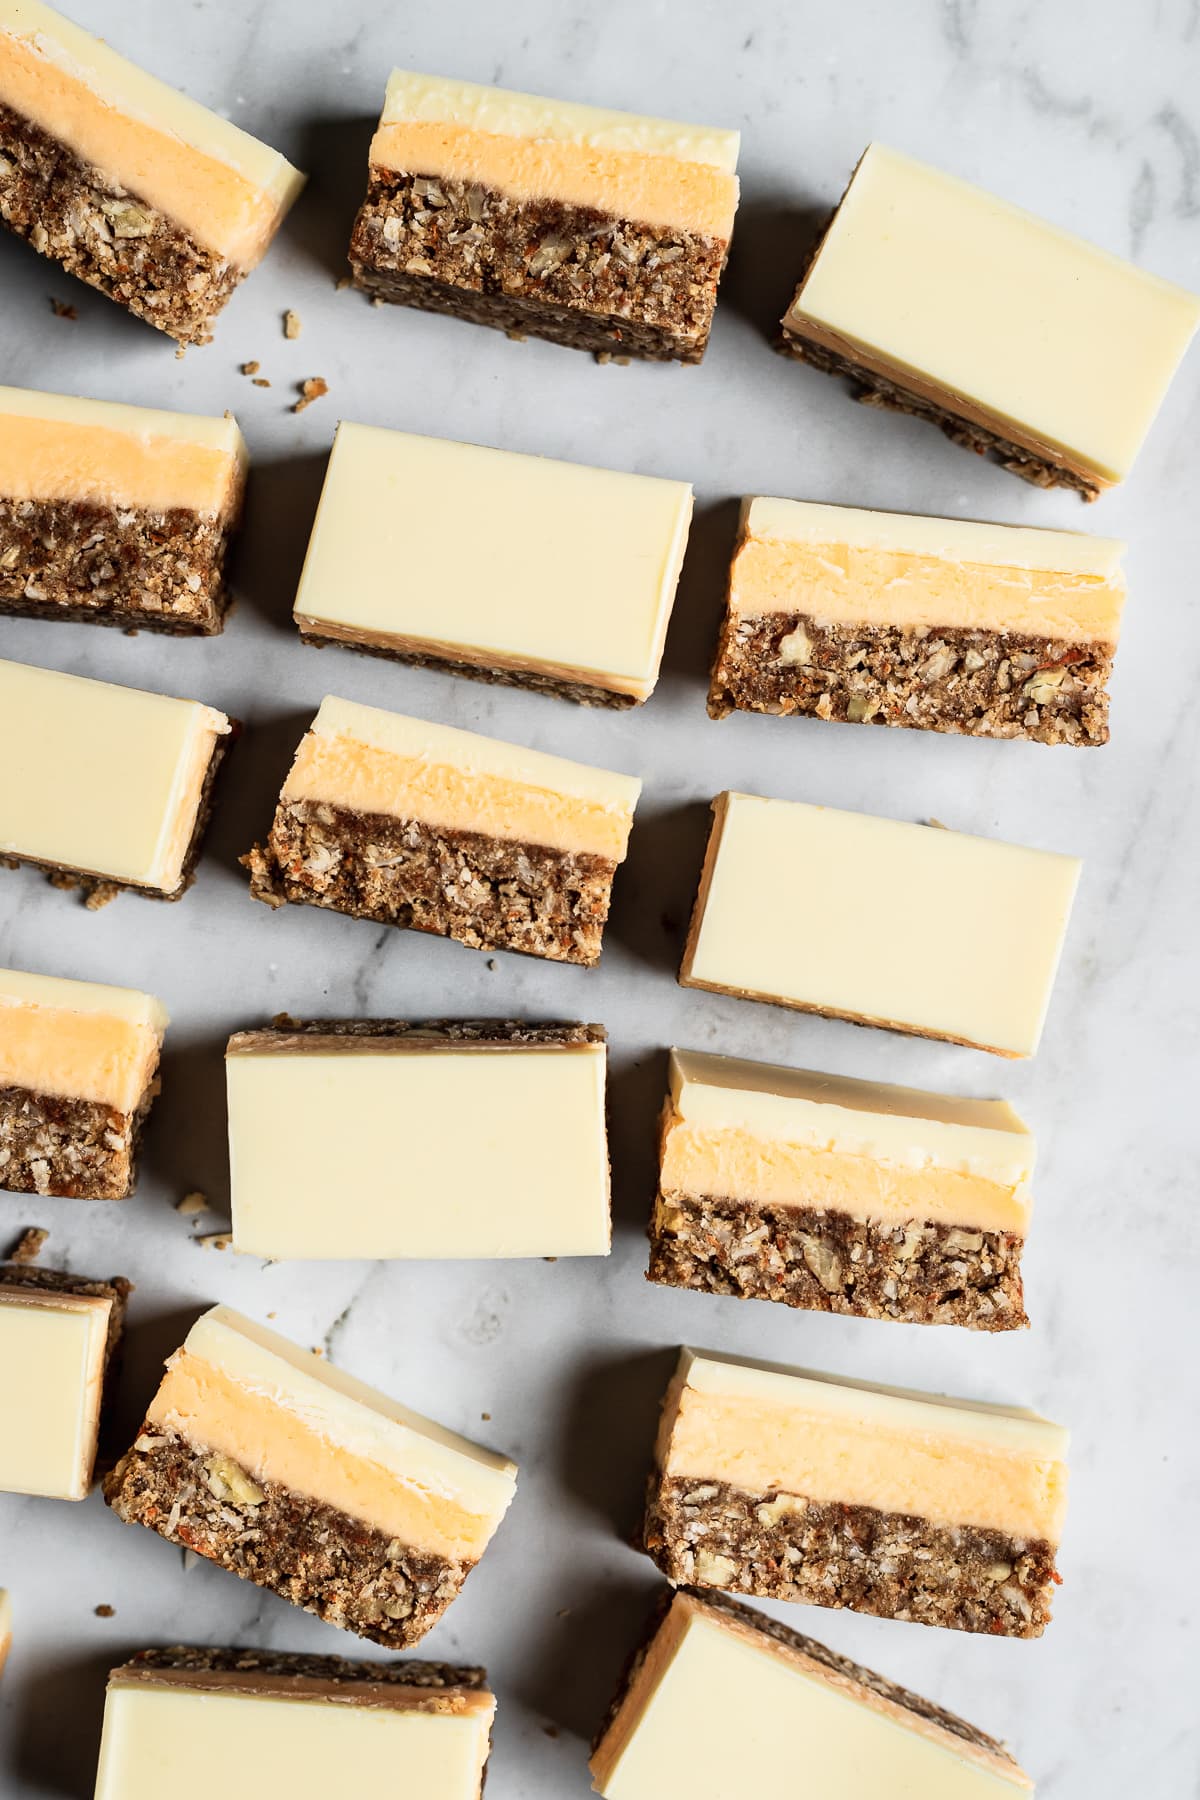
[
  {"x1": 292, "y1": 377, "x2": 328, "y2": 413},
  {"x1": 5, "y1": 1226, "x2": 48, "y2": 1264},
  {"x1": 176, "y1": 1191, "x2": 208, "y2": 1216},
  {"x1": 241, "y1": 360, "x2": 260, "y2": 375},
  {"x1": 283, "y1": 309, "x2": 302, "y2": 339},
  {"x1": 94, "y1": 1604, "x2": 115, "y2": 1618},
  {"x1": 195, "y1": 1231, "x2": 232, "y2": 1251},
  {"x1": 50, "y1": 297, "x2": 77, "y2": 319}
]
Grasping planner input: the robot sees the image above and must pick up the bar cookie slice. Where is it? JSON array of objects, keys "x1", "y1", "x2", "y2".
[
  {"x1": 649, "y1": 1049, "x2": 1033, "y2": 1330},
  {"x1": 780, "y1": 144, "x2": 1200, "y2": 498},
  {"x1": 244, "y1": 697, "x2": 641, "y2": 965},
  {"x1": 96, "y1": 1649, "x2": 495, "y2": 1799},
  {"x1": 293, "y1": 422, "x2": 693, "y2": 706},
  {"x1": 680, "y1": 792, "x2": 1080, "y2": 1057},
  {"x1": 709, "y1": 497, "x2": 1126, "y2": 745},
  {"x1": 0, "y1": 1261, "x2": 131, "y2": 1500},
  {"x1": 591, "y1": 1589, "x2": 1034, "y2": 1797},
  {"x1": 644, "y1": 1349, "x2": 1068, "y2": 1638},
  {"x1": 0, "y1": 658, "x2": 233, "y2": 903},
  {"x1": 349, "y1": 70, "x2": 740, "y2": 362},
  {"x1": 0, "y1": 386, "x2": 246, "y2": 633},
  {"x1": 1, "y1": 965, "x2": 167, "y2": 1198},
  {"x1": 104, "y1": 1304, "x2": 517, "y2": 1648},
  {"x1": 0, "y1": 0, "x2": 304, "y2": 344},
  {"x1": 227, "y1": 1019, "x2": 610, "y2": 1259}
]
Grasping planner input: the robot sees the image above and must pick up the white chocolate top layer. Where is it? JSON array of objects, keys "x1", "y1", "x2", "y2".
[
  {"x1": 0, "y1": 384, "x2": 243, "y2": 455},
  {"x1": 227, "y1": 1032, "x2": 611, "y2": 1260},
  {"x1": 668, "y1": 1049, "x2": 1034, "y2": 1185},
  {"x1": 0, "y1": 965, "x2": 167, "y2": 1030},
  {"x1": 293, "y1": 423, "x2": 693, "y2": 701},
  {"x1": 0, "y1": 1286, "x2": 112, "y2": 1500},
  {"x1": 0, "y1": 659, "x2": 230, "y2": 892},
  {"x1": 787, "y1": 144, "x2": 1200, "y2": 484},
  {"x1": 681, "y1": 793, "x2": 1080, "y2": 1057}
]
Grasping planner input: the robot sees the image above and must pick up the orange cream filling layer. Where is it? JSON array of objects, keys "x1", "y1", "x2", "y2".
[
  {"x1": 0, "y1": 975, "x2": 165, "y2": 1113},
  {"x1": 283, "y1": 698, "x2": 641, "y2": 863},
  {"x1": 0, "y1": 1, "x2": 304, "y2": 265},
  {"x1": 658, "y1": 1353, "x2": 1068, "y2": 1543},
  {"x1": 731, "y1": 500, "x2": 1126, "y2": 646},
  {"x1": 371, "y1": 71, "x2": 739, "y2": 240},
  {"x1": 0, "y1": 388, "x2": 245, "y2": 514}
]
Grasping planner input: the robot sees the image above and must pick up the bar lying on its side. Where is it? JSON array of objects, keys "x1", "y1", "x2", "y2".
[
  {"x1": 648, "y1": 1049, "x2": 1033, "y2": 1329},
  {"x1": 349, "y1": 70, "x2": 740, "y2": 363},
  {"x1": 0, "y1": 657, "x2": 233, "y2": 903},
  {"x1": 644, "y1": 1349, "x2": 1068, "y2": 1638},
  {"x1": 243, "y1": 697, "x2": 641, "y2": 964},
  {"x1": 709, "y1": 497, "x2": 1126, "y2": 745},
  {"x1": 0, "y1": 965, "x2": 167, "y2": 1198},
  {"x1": 0, "y1": 1261, "x2": 131, "y2": 1500},
  {"x1": 590, "y1": 1589, "x2": 1034, "y2": 1797},
  {"x1": 680, "y1": 792, "x2": 1080, "y2": 1057},
  {"x1": 0, "y1": 0, "x2": 304, "y2": 343},
  {"x1": 780, "y1": 144, "x2": 1200, "y2": 498},
  {"x1": 293, "y1": 422, "x2": 693, "y2": 706},
  {"x1": 95, "y1": 1648, "x2": 495, "y2": 1800},
  {"x1": 0, "y1": 386, "x2": 246, "y2": 633},
  {"x1": 104, "y1": 1304, "x2": 518, "y2": 1648}
]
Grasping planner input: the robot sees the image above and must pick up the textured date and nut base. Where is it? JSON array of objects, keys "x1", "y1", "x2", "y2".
[
  {"x1": 349, "y1": 170, "x2": 727, "y2": 363},
  {"x1": 298, "y1": 625, "x2": 637, "y2": 710},
  {"x1": 0, "y1": 1073, "x2": 159, "y2": 1200},
  {"x1": 103, "y1": 1428, "x2": 472, "y2": 1651},
  {"x1": 708, "y1": 612, "x2": 1113, "y2": 746},
  {"x1": 644, "y1": 1475, "x2": 1058, "y2": 1638},
  {"x1": 0, "y1": 102, "x2": 241, "y2": 345},
  {"x1": 116, "y1": 1643, "x2": 488, "y2": 1699},
  {"x1": 236, "y1": 1016, "x2": 605, "y2": 1051},
  {"x1": 647, "y1": 1192, "x2": 1027, "y2": 1330},
  {"x1": 243, "y1": 798, "x2": 617, "y2": 966},
  {"x1": 0, "y1": 495, "x2": 240, "y2": 635}
]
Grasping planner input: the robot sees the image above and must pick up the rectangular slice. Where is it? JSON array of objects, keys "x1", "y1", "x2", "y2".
[
  {"x1": 0, "y1": 657, "x2": 233, "y2": 903},
  {"x1": 95, "y1": 1648, "x2": 495, "y2": 1800},
  {"x1": 227, "y1": 1019, "x2": 610, "y2": 1259},
  {"x1": 0, "y1": 0, "x2": 304, "y2": 344},
  {"x1": 243, "y1": 696, "x2": 641, "y2": 964},
  {"x1": 643, "y1": 1349, "x2": 1068, "y2": 1638},
  {"x1": 708, "y1": 497, "x2": 1126, "y2": 745},
  {"x1": 104, "y1": 1304, "x2": 518, "y2": 1648},
  {"x1": 648, "y1": 1049, "x2": 1033, "y2": 1329},
  {"x1": 0, "y1": 965, "x2": 167, "y2": 1199},
  {"x1": 680, "y1": 792, "x2": 1080, "y2": 1057},
  {"x1": 0, "y1": 1261, "x2": 130, "y2": 1500},
  {"x1": 293, "y1": 422, "x2": 693, "y2": 706},
  {"x1": 590, "y1": 1589, "x2": 1033, "y2": 1797},
  {"x1": 780, "y1": 143, "x2": 1200, "y2": 498},
  {"x1": 348, "y1": 70, "x2": 740, "y2": 363},
  {"x1": 0, "y1": 385, "x2": 247, "y2": 633}
]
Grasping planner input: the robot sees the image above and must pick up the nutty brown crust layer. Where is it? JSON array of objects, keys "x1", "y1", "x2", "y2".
[
  {"x1": 103, "y1": 1428, "x2": 471, "y2": 1650},
  {"x1": 0, "y1": 1072, "x2": 160, "y2": 1200},
  {"x1": 644, "y1": 1474, "x2": 1059, "y2": 1637},
  {"x1": 116, "y1": 1645, "x2": 487, "y2": 1693},
  {"x1": 298, "y1": 625, "x2": 638, "y2": 709},
  {"x1": 348, "y1": 169, "x2": 727, "y2": 363},
  {"x1": 0, "y1": 494, "x2": 240, "y2": 635},
  {"x1": 230, "y1": 1017, "x2": 606, "y2": 1053},
  {"x1": 647, "y1": 1191, "x2": 1027, "y2": 1330},
  {"x1": 708, "y1": 611, "x2": 1113, "y2": 746},
  {"x1": 243, "y1": 798, "x2": 617, "y2": 966}
]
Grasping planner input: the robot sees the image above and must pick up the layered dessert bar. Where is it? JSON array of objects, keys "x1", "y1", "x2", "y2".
[
  {"x1": 0, "y1": 1260, "x2": 130, "y2": 1500},
  {"x1": 348, "y1": 70, "x2": 740, "y2": 362},
  {"x1": 227, "y1": 1019, "x2": 610, "y2": 1259},
  {"x1": 244, "y1": 697, "x2": 641, "y2": 964},
  {"x1": 0, "y1": 657, "x2": 233, "y2": 902},
  {"x1": 0, "y1": 965, "x2": 167, "y2": 1198},
  {"x1": 643, "y1": 1349, "x2": 1068, "y2": 1637},
  {"x1": 780, "y1": 144, "x2": 1200, "y2": 498},
  {"x1": 95, "y1": 1648, "x2": 495, "y2": 1799},
  {"x1": 649, "y1": 1049, "x2": 1033, "y2": 1330},
  {"x1": 0, "y1": 385, "x2": 246, "y2": 633},
  {"x1": 708, "y1": 497, "x2": 1127, "y2": 745},
  {"x1": 293, "y1": 422, "x2": 693, "y2": 706},
  {"x1": 0, "y1": 0, "x2": 304, "y2": 344},
  {"x1": 0, "y1": 1591, "x2": 9, "y2": 1676},
  {"x1": 591, "y1": 1589, "x2": 1034, "y2": 1797},
  {"x1": 680, "y1": 792, "x2": 1080, "y2": 1056},
  {"x1": 104, "y1": 1304, "x2": 518, "y2": 1648}
]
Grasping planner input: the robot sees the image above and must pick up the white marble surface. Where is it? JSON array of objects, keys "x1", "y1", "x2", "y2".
[{"x1": 1, "y1": 1, "x2": 1199, "y2": 1794}]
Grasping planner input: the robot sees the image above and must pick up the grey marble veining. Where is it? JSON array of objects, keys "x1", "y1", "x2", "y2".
[{"x1": 0, "y1": 0, "x2": 1198, "y2": 1794}]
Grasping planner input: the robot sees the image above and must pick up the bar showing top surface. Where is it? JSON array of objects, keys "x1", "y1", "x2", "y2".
[
  {"x1": 680, "y1": 792, "x2": 1080, "y2": 1056},
  {"x1": 783, "y1": 144, "x2": 1200, "y2": 493},
  {"x1": 293, "y1": 422, "x2": 693, "y2": 705},
  {"x1": 0, "y1": 1272, "x2": 116, "y2": 1499}
]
